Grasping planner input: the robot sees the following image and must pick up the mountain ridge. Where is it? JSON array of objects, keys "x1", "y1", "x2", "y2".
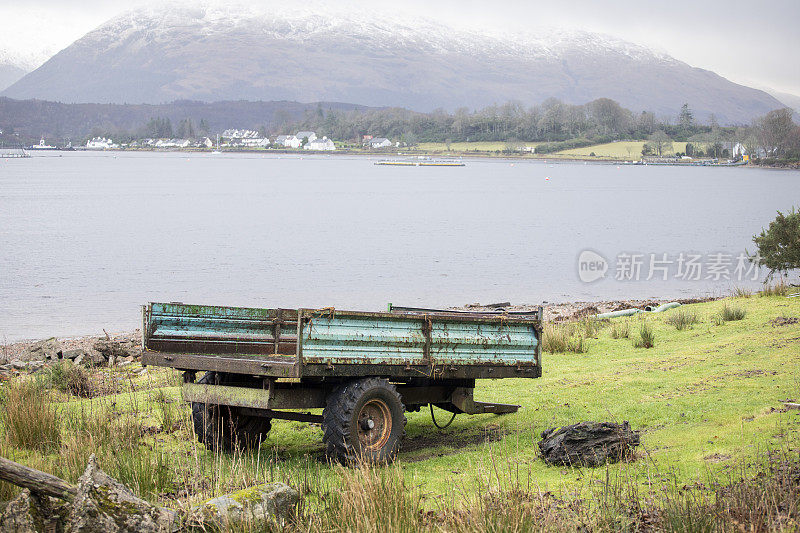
[{"x1": 2, "y1": 3, "x2": 784, "y2": 123}]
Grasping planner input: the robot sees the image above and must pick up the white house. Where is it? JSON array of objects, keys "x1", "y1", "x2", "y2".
[
  {"x1": 155, "y1": 139, "x2": 191, "y2": 148},
  {"x1": 86, "y1": 137, "x2": 118, "y2": 150},
  {"x1": 369, "y1": 137, "x2": 392, "y2": 149},
  {"x1": 239, "y1": 137, "x2": 270, "y2": 148},
  {"x1": 304, "y1": 136, "x2": 336, "y2": 151},
  {"x1": 198, "y1": 137, "x2": 214, "y2": 148},
  {"x1": 296, "y1": 131, "x2": 317, "y2": 143},
  {"x1": 221, "y1": 129, "x2": 259, "y2": 139}
]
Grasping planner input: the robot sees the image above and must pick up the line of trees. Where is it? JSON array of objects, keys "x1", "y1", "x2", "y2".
[
  {"x1": 284, "y1": 98, "x2": 679, "y2": 145},
  {"x1": 283, "y1": 99, "x2": 799, "y2": 160}
]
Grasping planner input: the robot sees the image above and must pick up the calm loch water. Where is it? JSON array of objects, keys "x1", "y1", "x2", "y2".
[{"x1": 1, "y1": 151, "x2": 798, "y2": 340}]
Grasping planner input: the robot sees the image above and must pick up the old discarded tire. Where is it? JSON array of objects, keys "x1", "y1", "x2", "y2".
[
  {"x1": 322, "y1": 378, "x2": 406, "y2": 464},
  {"x1": 191, "y1": 372, "x2": 272, "y2": 453}
]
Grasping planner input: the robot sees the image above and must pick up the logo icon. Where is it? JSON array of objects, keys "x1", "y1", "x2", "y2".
[{"x1": 578, "y1": 250, "x2": 608, "y2": 283}]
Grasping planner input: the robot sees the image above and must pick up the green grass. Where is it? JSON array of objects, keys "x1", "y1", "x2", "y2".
[
  {"x1": 554, "y1": 141, "x2": 689, "y2": 160},
  {"x1": 415, "y1": 141, "x2": 537, "y2": 153},
  {"x1": 0, "y1": 295, "x2": 798, "y2": 529},
  {"x1": 632, "y1": 320, "x2": 656, "y2": 348},
  {"x1": 715, "y1": 303, "x2": 747, "y2": 323},
  {"x1": 664, "y1": 309, "x2": 700, "y2": 330}
]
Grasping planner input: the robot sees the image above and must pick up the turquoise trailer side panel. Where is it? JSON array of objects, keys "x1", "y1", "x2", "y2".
[
  {"x1": 430, "y1": 322, "x2": 537, "y2": 364},
  {"x1": 301, "y1": 315, "x2": 426, "y2": 364},
  {"x1": 148, "y1": 302, "x2": 291, "y2": 344},
  {"x1": 144, "y1": 303, "x2": 540, "y2": 370},
  {"x1": 300, "y1": 313, "x2": 538, "y2": 365}
]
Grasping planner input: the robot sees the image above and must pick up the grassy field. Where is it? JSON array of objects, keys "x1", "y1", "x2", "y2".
[
  {"x1": 1, "y1": 291, "x2": 798, "y2": 530},
  {"x1": 415, "y1": 141, "x2": 537, "y2": 153},
  {"x1": 554, "y1": 141, "x2": 689, "y2": 160},
  {"x1": 405, "y1": 140, "x2": 691, "y2": 161}
]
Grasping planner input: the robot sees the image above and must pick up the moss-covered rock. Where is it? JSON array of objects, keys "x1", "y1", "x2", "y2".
[
  {"x1": 199, "y1": 483, "x2": 298, "y2": 528},
  {"x1": 0, "y1": 489, "x2": 69, "y2": 533},
  {"x1": 66, "y1": 455, "x2": 176, "y2": 533}
]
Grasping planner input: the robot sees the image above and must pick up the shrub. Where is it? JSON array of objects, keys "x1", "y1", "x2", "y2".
[
  {"x1": 717, "y1": 304, "x2": 746, "y2": 323},
  {"x1": 752, "y1": 207, "x2": 800, "y2": 278},
  {"x1": 39, "y1": 360, "x2": 93, "y2": 397},
  {"x1": 610, "y1": 320, "x2": 631, "y2": 339},
  {"x1": 633, "y1": 322, "x2": 655, "y2": 348},
  {"x1": 664, "y1": 309, "x2": 699, "y2": 331},
  {"x1": 0, "y1": 380, "x2": 61, "y2": 452}
]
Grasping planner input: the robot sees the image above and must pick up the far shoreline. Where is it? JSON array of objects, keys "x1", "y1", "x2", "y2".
[{"x1": 18, "y1": 146, "x2": 799, "y2": 169}]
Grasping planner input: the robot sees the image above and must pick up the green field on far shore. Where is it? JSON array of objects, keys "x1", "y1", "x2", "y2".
[
  {"x1": 555, "y1": 140, "x2": 689, "y2": 160},
  {"x1": 415, "y1": 141, "x2": 537, "y2": 152},
  {"x1": 410, "y1": 140, "x2": 691, "y2": 160}
]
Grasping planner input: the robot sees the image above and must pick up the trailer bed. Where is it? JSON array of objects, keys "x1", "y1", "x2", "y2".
[{"x1": 142, "y1": 302, "x2": 542, "y2": 380}]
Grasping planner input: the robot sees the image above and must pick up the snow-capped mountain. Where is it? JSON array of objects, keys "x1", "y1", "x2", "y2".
[
  {"x1": 0, "y1": 50, "x2": 32, "y2": 91},
  {"x1": 2, "y1": 2, "x2": 783, "y2": 122}
]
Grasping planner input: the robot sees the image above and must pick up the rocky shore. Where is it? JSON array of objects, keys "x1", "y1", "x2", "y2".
[
  {"x1": 0, "y1": 331, "x2": 142, "y2": 376},
  {"x1": 454, "y1": 296, "x2": 719, "y2": 322}
]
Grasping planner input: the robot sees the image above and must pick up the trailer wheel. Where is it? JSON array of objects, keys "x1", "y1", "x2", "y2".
[
  {"x1": 322, "y1": 378, "x2": 406, "y2": 464},
  {"x1": 190, "y1": 372, "x2": 272, "y2": 453}
]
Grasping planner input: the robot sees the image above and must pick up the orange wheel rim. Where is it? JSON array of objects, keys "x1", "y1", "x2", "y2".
[{"x1": 357, "y1": 399, "x2": 392, "y2": 451}]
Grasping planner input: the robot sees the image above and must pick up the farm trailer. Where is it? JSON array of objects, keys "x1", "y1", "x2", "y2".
[{"x1": 141, "y1": 302, "x2": 542, "y2": 463}]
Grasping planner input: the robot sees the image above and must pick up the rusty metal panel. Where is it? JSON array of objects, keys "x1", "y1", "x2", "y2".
[
  {"x1": 430, "y1": 321, "x2": 538, "y2": 364},
  {"x1": 145, "y1": 303, "x2": 540, "y2": 373},
  {"x1": 300, "y1": 313, "x2": 427, "y2": 364},
  {"x1": 299, "y1": 312, "x2": 537, "y2": 366},
  {"x1": 146, "y1": 302, "x2": 298, "y2": 356}
]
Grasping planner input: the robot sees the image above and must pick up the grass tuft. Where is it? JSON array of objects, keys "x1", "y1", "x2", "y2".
[
  {"x1": 664, "y1": 309, "x2": 699, "y2": 331},
  {"x1": 715, "y1": 304, "x2": 747, "y2": 324},
  {"x1": 633, "y1": 322, "x2": 655, "y2": 348},
  {"x1": 0, "y1": 380, "x2": 61, "y2": 453},
  {"x1": 542, "y1": 323, "x2": 588, "y2": 354},
  {"x1": 760, "y1": 280, "x2": 789, "y2": 297},
  {"x1": 732, "y1": 286, "x2": 753, "y2": 298},
  {"x1": 610, "y1": 320, "x2": 631, "y2": 339}
]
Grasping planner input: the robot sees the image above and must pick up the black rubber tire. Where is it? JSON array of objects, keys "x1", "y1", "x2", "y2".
[
  {"x1": 190, "y1": 371, "x2": 272, "y2": 453},
  {"x1": 322, "y1": 377, "x2": 406, "y2": 464}
]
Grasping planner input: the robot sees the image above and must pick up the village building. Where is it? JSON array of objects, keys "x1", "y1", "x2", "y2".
[
  {"x1": 304, "y1": 136, "x2": 336, "y2": 151},
  {"x1": 86, "y1": 137, "x2": 118, "y2": 149},
  {"x1": 295, "y1": 131, "x2": 317, "y2": 143},
  {"x1": 155, "y1": 139, "x2": 191, "y2": 148},
  {"x1": 221, "y1": 129, "x2": 259, "y2": 139},
  {"x1": 368, "y1": 137, "x2": 392, "y2": 149},
  {"x1": 238, "y1": 137, "x2": 270, "y2": 148}
]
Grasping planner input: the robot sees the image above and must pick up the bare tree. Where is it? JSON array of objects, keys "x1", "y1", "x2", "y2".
[
  {"x1": 758, "y1": 108, "x2": 796, "y2": 157},
  {"x1": 648, "y1": 130, "x2": 673, "y2": 156}
]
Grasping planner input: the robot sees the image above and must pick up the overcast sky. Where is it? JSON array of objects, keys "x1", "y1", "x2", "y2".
[{"x1": 1, "y1": 0, "x2": 798, "y2": 95}]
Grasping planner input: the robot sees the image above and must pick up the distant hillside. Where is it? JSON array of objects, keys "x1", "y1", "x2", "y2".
[
  {"x1": 0, "y1": 98, "x2": 368, "y2": 141},
  {"x1": 768, "y1": 90, "x2": 800, "y2": 114},
  {"x1": 0, "y1": 64, "x2": 27, "y2": 92},
  {"x1": 2, "y1": 3, "x2": 784, "y2": 124}
]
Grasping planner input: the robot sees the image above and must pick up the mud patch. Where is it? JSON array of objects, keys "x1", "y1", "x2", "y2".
[
  {"x1": 771, "y1": 316, "x2": 799, "y2": 327},
  {"x1": 403, "y1": 424, "x2": 509, "y2": 461},
  {"x1": 704, "y1": 453, "x2": 732, "y2": 463}
]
